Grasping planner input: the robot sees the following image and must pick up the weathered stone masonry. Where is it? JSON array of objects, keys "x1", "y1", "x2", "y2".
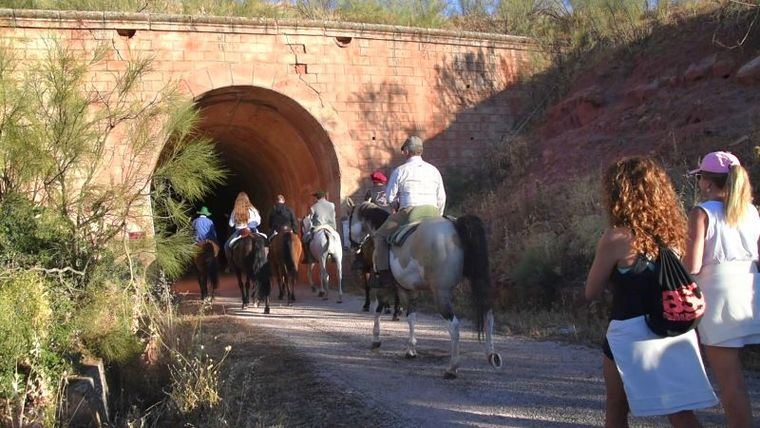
[{"x1": 0, "y1": 9, "x2": 536, "y2": 221}]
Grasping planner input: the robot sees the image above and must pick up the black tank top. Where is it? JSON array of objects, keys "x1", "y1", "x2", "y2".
[{"x1": 609, "y1": 255, "x2": 658, "y2": 321}]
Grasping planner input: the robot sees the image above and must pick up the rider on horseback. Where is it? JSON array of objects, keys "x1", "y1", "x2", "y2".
[
  {"x1": 224, "y1": 192, "x2": 263, "y2": 267},
  {"x1": 303, "y1": 190, "x2": 337, "y2": 263},
  {"x1": 267, "y1": 194, "x2": 298, "y2": 239},
  {"x1": 352, "y1": 171, "x2": 392, "y2": 272},
  {"x1": 365, "y1": 170, "x2": 391, "y2": 211},
  {"x1": 193, "y1": 206, "x2": 218, "y2": 245},
  {"x1": 372, "y1": 135, "x2": 446, "y2": 288}
]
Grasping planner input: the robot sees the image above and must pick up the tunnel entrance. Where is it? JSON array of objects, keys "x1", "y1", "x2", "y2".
[{"x1": 192, "y1": 86, "x2": 340, "y2": 239}]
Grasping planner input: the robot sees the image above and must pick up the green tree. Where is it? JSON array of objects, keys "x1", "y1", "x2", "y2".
[{"x1": 0, "y1": 39, "x2": 225, "y2": 425}]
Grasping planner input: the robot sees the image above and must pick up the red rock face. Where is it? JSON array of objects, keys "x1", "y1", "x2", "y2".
[
  {"x1": 0, "y1": 10, "x2": 536, "y2": 220},
  {"x1": 531, "y1": 16, "x2": 760, "y2": 182}
]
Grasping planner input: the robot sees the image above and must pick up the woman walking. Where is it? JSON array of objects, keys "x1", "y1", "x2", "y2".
[
  {"x1": 684, "y1": 151, "x2": 760, "y2": 427},
  {"x1": 586, "y1": 157, "x2": 717, "y2": 427}
]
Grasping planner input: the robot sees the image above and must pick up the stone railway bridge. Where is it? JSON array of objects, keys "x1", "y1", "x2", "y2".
[{"x1": 0, "y1": 9, "x2": 536, "y2": 233}]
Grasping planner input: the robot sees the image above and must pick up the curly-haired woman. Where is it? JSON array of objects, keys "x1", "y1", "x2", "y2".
[
  {"x1": 586, "y1": 157, "x2": 717, "y2": 427},
  {"x1": 684, "y1": 151, "x2": 760, "y2": 427}
]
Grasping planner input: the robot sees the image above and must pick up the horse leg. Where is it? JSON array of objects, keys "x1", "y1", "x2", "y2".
[
  {"x1": 362, "y1": 272, "x2": 371, "y2": 311},
  {"x1": 319, "y1": 255, "x2": 329, "y2": 300},
  {"x1": 404, "y1": 290, "x2": 419, "y2": 359},
  {"x1": 371, "y1": 302, "x2": 382, "y2": 349},
  {"x1": 198, "y1": 273, "x2": 208, "y2": 301},
  {"x1": 392, "y1": 289, "x2": 401, "y2": 321},
  {"x1": 335, "y1": 250, "x2": 343, "y2": 304},
  {"x1": 287, "y1": 274, "x2": 296, "y2": 305},
  {"x1": 485, "y1": 309, "x2": 502, "y2": 369},
  {"x1": 236, "y1": 270, "x2": 246, "y2": 309},
  {"x1": 277, "y1": 272, "x2": 285, "y2": 300},
  {"x1": 435, "y1": 290, "x2": 460, "y2": 379},
  {"x1": 252, "y1": 279, "x2": 260, "y2": 308},
  {"x1": 308, "y1": 262, "x2": 317, "y2": 293}
]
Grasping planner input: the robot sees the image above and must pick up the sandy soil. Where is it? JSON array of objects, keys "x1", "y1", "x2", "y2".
[{"x1": 175, "y1": 273, "x2": 760, "y2": 427}]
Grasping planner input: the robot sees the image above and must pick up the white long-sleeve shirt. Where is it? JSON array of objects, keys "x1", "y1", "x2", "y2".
[
  {"x1": 228, "y1": 207, "x2": 261, "y2": 229},
  {"x1": 386, "y1": 156, "x2": 446, "y2": 214}
]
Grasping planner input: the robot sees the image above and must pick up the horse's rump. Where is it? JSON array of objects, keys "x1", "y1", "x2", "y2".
[{"x1": 270, "y1": 231, "x2": 301, "y2": 276}]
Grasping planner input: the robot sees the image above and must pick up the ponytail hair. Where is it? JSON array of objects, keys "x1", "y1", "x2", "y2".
[{"x1": 725, "y1": 165, "x2": 752, "y2": 227}]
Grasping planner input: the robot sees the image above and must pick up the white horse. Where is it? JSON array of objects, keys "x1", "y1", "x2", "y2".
[
  {"x1": 346, "y1": 199, "x2": 502, "y2": 379},
  {"x1": 302, "y1": 216, "x2": 344, "y2": 303}
]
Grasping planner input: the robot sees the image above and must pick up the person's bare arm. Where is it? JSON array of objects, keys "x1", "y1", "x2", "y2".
[
  {"x1": 585, "y1": 229, "x2": 626, "y2": 301},
  {"x1": 683, "y1": 207, "x2": 707, "y2": 275}
]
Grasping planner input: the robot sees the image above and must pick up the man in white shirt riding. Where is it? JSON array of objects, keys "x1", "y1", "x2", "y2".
[{"x1": 372, "y1": 135, "x2": 446, "y2": 288}]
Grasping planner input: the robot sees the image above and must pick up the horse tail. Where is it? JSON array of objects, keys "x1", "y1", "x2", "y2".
[
  {"x1": 258, "y1": 261, "x2": 271, "y2": 297},
  {"x1": 283, "y1": 232, "x2": 297, "y2": 275},
  {"x1": 454, "y1": 214, "x2": 491, "y2": 340}
]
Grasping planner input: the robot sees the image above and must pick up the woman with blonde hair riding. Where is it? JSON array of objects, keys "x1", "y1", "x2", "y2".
[
  {"x1": 586, "y1": 157, "x2": 717, "y2": 427},
  {"x1": 224, "y1": 192, "x2": 262, "y2": 264},
  {"x1": 684, "y1": 151, "x2": 760, "y2": 427}
]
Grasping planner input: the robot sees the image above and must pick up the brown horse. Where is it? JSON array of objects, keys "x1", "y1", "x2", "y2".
[
  {"x1": 193, "y1": 240, "x2": 219, "y2": 301},
  {"x1": 269, "y1": 228, "x2": 302, "y2": 305},
  {"x1": 352, "y1": 237, "x2": 401, "y2": 321},
  {"x1": 230, "y1": 231, "x2": 269, "y2": 310}
]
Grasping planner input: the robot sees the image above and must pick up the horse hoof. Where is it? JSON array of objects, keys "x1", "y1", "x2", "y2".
[
  {"x1": 278, "y1": 293, "x2": 284, "y2": 300},
  {"x1": 488, "y1": 353, "x2": 503, "y2": 369},
  {"x1": 371, "y1": 341, "x2": 382, "y2": 349},
  {"x1": 404, "y1": 351, "x2": 416, "y2": 359},
  {"x1": 392, "y1": 314, "x2": 400, "y2": 321},
  {"x1": 317, "y1": 291, "x2": 325, "y2": 297},
  {"x1": 264, "y1": 307, "x2": 270, "y2": 314},
  {"x1": 311, "y1": 286, "x2": 317, "y2": 293},
  {"x1": 362, "y1": 305, "x2": 370, "y2": 312},
  {"x1": 254, "y1": 300, "x2": 260, "y2": 308},
  {"x1": 443, "y1": 369, "x2": 458, "y2": 380},
  {"x1": 336, "y1": 298, "x2": 342, "y2": 304}
]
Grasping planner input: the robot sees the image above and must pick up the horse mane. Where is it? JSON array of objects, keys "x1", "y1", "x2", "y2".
[{"x1": 357, "y1": 202, "x2": 389, "y2": 230}]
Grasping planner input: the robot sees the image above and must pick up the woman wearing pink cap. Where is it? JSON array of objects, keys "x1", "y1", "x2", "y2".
[{"x1": 684, "y1": 151, "x2": 760, "y2": 427}]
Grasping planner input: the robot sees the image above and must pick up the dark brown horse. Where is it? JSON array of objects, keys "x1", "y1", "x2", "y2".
[
  {"x1": 230, "y1": 230, "x2": 269, "y2": 311},
  {"x1": 352, "y1": 237, "x2": 401, "y2": 321},
  {"x1": 193, "y1": 240, "x2": 219, "y2": 301},
  {"x1": 269, "y1": 228, "x2": 302, "y2": 305}
]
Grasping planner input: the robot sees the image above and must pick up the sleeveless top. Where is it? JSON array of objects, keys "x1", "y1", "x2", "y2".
[
  {"x1": 609, "y1": 255, "x2": 658, "y2": 321},
  {"x1": 697, "y1": 200, "x2": 760, "y2": 267}
]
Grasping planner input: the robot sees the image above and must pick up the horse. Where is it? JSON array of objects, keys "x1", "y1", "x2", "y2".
[
  {"x1": 346, "y1": 199, "x2": 502, "y2": 379},
  {"x1": 350, "y1": 232, "x2": 401, "y2": 321},
  {"x1": 193, "y1": 240, "x2": 219, "y2": 301},
  {"x1": 229, "y1": 230, "x2": 270, "y2": 311},
  {"x1": 301, "y1": 216, "x2": 344, "y2": 303},
  {"x1": 269, "y1": 227, "x2": 302, "y2": 305}
]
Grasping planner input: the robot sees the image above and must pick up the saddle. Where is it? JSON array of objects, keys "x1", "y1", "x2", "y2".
[
  {"x1": 230, "y1": 228, "x2": 268, "y2": 248},
  {"x1": 386, "y1": 207, "x2": 453, "y2": 247}
]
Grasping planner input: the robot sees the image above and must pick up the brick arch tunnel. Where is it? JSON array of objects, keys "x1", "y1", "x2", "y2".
[{"x1": 193, "y1": 85, "x2": 341, "y2": 239}]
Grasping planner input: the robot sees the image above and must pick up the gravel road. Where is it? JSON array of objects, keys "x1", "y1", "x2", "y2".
[{"x1": 175, "y1": 275, "x2": 760, "y2": 427}]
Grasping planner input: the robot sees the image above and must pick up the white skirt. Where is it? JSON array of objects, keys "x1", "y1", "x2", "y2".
[
  {"x1": 695, "y1": 261, "x2": 760, "y2": 347},
  {"x1": 606, "y1": 316, "x2": 718, "y2": 417}
]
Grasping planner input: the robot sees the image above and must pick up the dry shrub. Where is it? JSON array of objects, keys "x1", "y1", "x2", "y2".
[{"x1": 75, "y1": 284, "x2": 143, "y2": 365}]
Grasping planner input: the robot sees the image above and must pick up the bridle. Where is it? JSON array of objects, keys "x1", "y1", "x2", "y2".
[{"x1": 347, "y1": 204, "x2": 369, "y2": 252}]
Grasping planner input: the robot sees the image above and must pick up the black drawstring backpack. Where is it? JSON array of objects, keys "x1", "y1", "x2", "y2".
[{"x1": 645, "y1": 247, "x2": 706, "y2": 337}]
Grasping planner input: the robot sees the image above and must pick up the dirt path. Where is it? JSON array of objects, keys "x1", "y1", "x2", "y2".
[{"x1": 176, "y1": 275, "x2": 760, "y2": 427}]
